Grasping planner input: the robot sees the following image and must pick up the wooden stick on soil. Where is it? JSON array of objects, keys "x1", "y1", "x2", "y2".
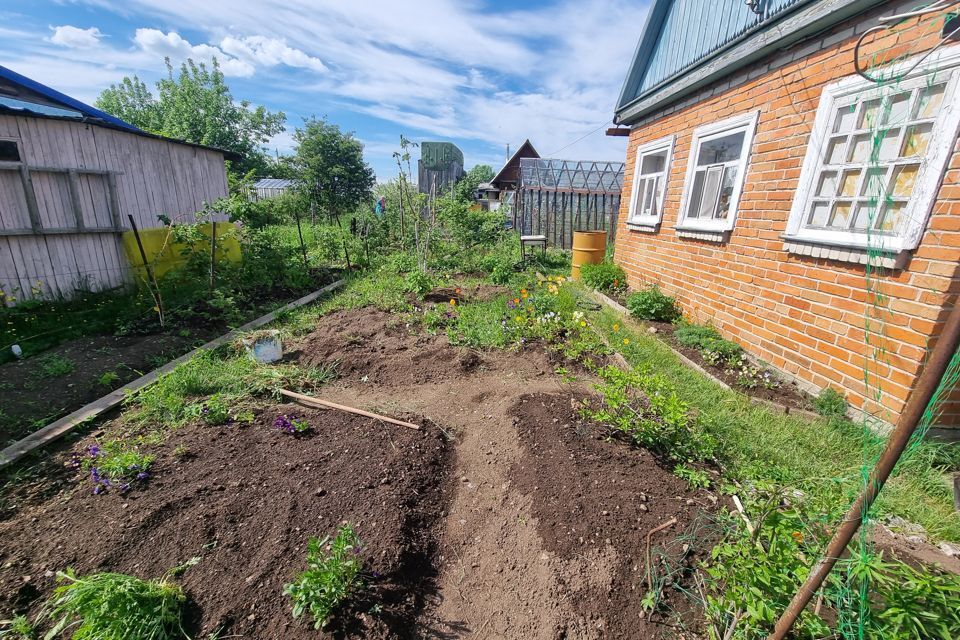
[
  {"x1": 280, "y1": 389, "x2": 420, "y2": 430},
  {"x1": 645, "y1": 516, "x2": 678, "y2": 593}
]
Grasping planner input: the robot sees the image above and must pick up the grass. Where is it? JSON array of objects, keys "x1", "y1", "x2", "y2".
[
  {"x1": 39, "y1": 569, "x2": 186, "y2": 640},
  {"x1": 125, "y1": 347, "x2": 336, "y2": 433},
  {"x1": 587, "y1": 302, "x2": 960, "y2": 542}
]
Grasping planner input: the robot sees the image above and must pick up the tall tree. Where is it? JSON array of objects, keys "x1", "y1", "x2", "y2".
[
  {"x1": 293, "y1": 117, "x2": 375, "y2": 269},
  {"x1": 95, "y1": 58, "x2": 285, "y2": 175},
  {"x1": 293, "y1": 117, "x2": 375, "y2": 219},
  {"x1": 454, "y1": 164, "x2": 495, "y2": 204}
]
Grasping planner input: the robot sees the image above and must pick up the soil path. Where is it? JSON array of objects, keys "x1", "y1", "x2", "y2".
[{"x1": 302, "y1": 308, "x2": 704, "y2": 638}]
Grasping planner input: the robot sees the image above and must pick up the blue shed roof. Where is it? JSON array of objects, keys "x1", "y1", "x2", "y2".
[
  {"x1": 0, "y1": 64, "x2": 143, "y2": 133},
  {"x1": 615, "y1": 0, "x2": 886, "y2": 124}
]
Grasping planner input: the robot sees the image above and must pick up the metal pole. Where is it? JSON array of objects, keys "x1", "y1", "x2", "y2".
[
  {"x1": 127, "y1": 214, "x2": 164, "y2": 326},
  {"x1": 768, "y1": 300, "x2": 960, "y2": 639}
]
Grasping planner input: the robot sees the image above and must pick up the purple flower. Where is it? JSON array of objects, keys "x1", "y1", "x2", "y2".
[
  {"x1": 136, "y1": 471, "x2": 150, "y2": 481},
  {"x1": 274, "y1": 415, "x2": 295, "y2": 434},
  {"x1": 93, "y1": 485, "x2": 104, "y2": 495},
  {"x1": 87, "y1": 445, "x2": 101, "y2": 457}
]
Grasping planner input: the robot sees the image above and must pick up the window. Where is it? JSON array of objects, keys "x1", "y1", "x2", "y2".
[
  {"x1": 0, "y1": 139, "x2": 19, "y2": 162},
  {"x1": 786, "y1": 48, "x2": 960, "y2": 253},
  {"x1": 627, "y1": 136, "x2": 673, "y2": 227},
  {"x1": 677, "y1": 111, "x2": 758, "y2": 233}
]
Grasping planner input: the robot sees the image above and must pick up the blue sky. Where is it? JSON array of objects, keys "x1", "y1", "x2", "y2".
[{"x1": 0, "y1": 0, "x2": 645, "y2": 180}]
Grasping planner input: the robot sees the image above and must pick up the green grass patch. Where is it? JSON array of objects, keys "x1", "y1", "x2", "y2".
[
  {"x1": 39, "y1": 569, "x2": 186, "y2": 640},
  {"x1": 35, "y1": 354, "x2": 75, "y2": 378},
  {"x1": 588, "y1": 305, "x2": 960, "y2": 542}
]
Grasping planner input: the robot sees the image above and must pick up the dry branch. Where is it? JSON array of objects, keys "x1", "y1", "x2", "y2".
[{"x1": 280, "y1": 389, "x2": 420, "y2": 430}]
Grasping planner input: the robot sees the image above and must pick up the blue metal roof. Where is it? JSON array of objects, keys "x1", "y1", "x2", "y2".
[
  {"x1": 0, "y1": 64, "x2": 142, "y2": 133},
  {"x1": 616, "y1": 0, "x2": 817, "y2": 115}
]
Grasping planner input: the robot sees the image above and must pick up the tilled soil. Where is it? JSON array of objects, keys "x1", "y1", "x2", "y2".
[
  {"x1": 0, "y1": 404, "x2": 452, "y2": 639},
  {"x1": 1, "y1": 305, "x2": 714, "y2": 638},
  {"x1": 0, "y1": 333, "x2": 199, "y2": 444}
]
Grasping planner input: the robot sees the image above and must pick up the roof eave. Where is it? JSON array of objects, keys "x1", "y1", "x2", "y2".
[{"x1": 614, "y1": 0, "x2": 886, "y2": 126}]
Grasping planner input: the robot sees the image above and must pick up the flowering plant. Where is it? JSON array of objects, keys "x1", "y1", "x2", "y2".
[
  {"x1": 74, "y1": 441, "x2": 153, "y2": 495},
  {"x1": 275, "y1": 414, "x2": 311, "y2": 434}
]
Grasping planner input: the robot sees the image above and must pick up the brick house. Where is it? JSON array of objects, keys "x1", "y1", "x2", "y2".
[{"x1": 612, "y1": 0, "x2": 960, "y2": 433}]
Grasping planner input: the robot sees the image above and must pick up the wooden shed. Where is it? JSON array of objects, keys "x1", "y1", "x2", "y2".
[{"x1": 0, "y1": 65, "x2": 230, "y2": 302}]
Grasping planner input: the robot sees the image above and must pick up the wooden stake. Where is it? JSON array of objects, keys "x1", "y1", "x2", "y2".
[
  {"x1": 645, "y1": 516, "x2": 678, "y2": 593},
  {"x1": 280, "y1": 389, "x2": 420, "y2": 430}
]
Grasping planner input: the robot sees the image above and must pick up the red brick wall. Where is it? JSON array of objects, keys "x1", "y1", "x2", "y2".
[{"x1": 614, "y1": 4, "x2": 960, "y2": 426}]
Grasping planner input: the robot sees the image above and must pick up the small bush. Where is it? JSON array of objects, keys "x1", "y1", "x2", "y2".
[
  {"x1": 674, "y1": 323, "x2": 721, "y2": 349},
  {"x1": 284, "y1": 525, "x2": 364, "y2": 629},
  {"x1": 626, "y1": 286, "x2": 680, "y2": 322},
  {"x1": 814, "y1": 387, "x2": 848, "y2": 418},
  {"x1": 40, "y1": 569, "x2": 185, "y2": 640},
  {"x1": 580, "y1": 262, "x2": 627, "y2": 294},
  {"x1": 0, "y1": 615, "x2": 34, "y2": 639},
  {"x1": 387, "y1": 252, "x2": 416, "y2": 274},
  {"x1": 404, "y1": 270, "x2": 434, "y2": 297}
]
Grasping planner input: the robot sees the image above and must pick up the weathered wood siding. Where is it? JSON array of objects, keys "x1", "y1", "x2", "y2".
[{"x1": 0, "y1": 115, "x2": 228, "y2": 301}]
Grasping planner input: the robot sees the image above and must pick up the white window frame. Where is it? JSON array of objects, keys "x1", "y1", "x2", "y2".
[
  {"x1": 785, "y1": 45, "x2": 960, "y2": 253},
  {"x1": 627, "y1": 135, "x2": 674, "y2": 228},
  {"x1": 676, "y1": 111, "x2": 759, "y2": 233}
]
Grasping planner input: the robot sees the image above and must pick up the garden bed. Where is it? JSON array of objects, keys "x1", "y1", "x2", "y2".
[
  {"x1": 1, "y1": 302, "x2": 717, "y2": 638},
  {"x1": 594, "y1": 289, "x2": 813, "y2": 414},
  {"x1": 0, "y1": 401, "x2": 452, "y2": 639}
]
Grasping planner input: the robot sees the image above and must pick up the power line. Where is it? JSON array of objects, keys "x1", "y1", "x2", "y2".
[{"x1": 545, "y1": 120, "x2": 614, "y2": 158}]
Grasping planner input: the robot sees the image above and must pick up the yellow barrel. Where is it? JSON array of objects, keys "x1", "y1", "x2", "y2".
[{"x1": 571, "y1": 230, "x2": 607, "y2": 280}]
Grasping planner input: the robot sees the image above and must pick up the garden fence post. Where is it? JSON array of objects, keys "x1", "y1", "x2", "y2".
[{"x1": 210, "y1": 220, "x2": 217, "y2": 292}]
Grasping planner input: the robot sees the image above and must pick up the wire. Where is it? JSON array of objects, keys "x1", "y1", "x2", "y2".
[
  {"x1": 545, "y1": 120, "x2": 614, "y2": 157},
  {"x1": 854, "y1": 0, "x2": 960, "y2": 83}
]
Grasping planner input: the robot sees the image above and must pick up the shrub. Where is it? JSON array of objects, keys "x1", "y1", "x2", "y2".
[
  {"x1": 580, "y1": 261, "x2": 627, "y2": 294},
  {"x1": 284, "y1": 525, "x2": 364, "y2": 629},
  {"x1": 403, "y1": 270, "x2": 434, "y2": 297},
  {"x1": 625, "y1": 286, "x2": 680, "y2": 322},
  {"x1": 814, "y1": 387, "x2": 848, "y2": 418},
  {"x1": 674, "y1": 323, "x2": 721, "y2": 349},
  {"x1": 387, "y1": 252, "x2": 416, "y2": 274},
  {"x1": 39, "y1": 569, "x2": 185, "y2": 640}
]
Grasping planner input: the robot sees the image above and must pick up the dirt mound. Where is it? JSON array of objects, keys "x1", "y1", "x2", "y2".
[
  {"x1": 0, "y1": 405, "x2": 452, "y2": 639},
  {"x1": 295, "y1": 307, "x2": 484, "y2": 386},
  {"x1": 509, "y1": 393, "x2": 712, "y2": 638}
]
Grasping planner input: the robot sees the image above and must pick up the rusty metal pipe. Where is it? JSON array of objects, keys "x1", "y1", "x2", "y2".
[{"x1": 767, "y1": 300, "x2": 960, "y2": 640}]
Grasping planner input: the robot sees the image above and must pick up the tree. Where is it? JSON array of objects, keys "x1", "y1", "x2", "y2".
[
  {"x1": 293, "y1": 117, "x2": 374, "y2": 219},
  {"x1": 95, "y1": 58, "x2": 285, "y2": 175},
  {"x1": 454, "y1": 164, "x2": 495, "y2": 204},
  {"x1": 293, "y1": 117, "x2": 375, "y2": 268}
]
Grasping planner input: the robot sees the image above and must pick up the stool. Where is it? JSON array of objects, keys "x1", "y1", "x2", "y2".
[{"x1": 520, "y1": 235, "x2": 547, "y2": 262}]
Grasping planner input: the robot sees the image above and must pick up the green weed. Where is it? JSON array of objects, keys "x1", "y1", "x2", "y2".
[
  {"x1": 580, "y1": 261, "x2": 627, "y2": 294},
  {"x1": 39, "y1": 569, "x2": 186, "y2": 640},
  {"x1": 814, "y1": 387, "x2": 848, "y2": 419},
  {"x1": 36, "y1": 354, "x2": 75, "y2": 378},
  {"x1": 625, "y1": 286, "x2": 680, "y2": 322},
  {"x1": 674, "y1": 464, "x2": 711, "y2": 489},
  {"x1": 284, "y1": 525, "x2": 365, "y2": 629},
  {"x1": 98, "y1": 370, "x2": 120, "y2": 388},
  {"x1": 0, "y1": 615, "x2": 34, "y2": 639}
]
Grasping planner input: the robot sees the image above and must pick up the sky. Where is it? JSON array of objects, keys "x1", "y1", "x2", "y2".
[{"x1": 0, "y1": 0, "x2": 646, "y2": 180}]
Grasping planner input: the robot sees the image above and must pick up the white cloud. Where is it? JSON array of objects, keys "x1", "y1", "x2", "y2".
[
  {"x1": 49, "y1": 25, "x2": 104, "y2": 49},
  {"x1": 133, "y1": 28, "x2": 255, "y2": 76},
  {"x1": 219, "y1": 35, "x2": 326, "y2": 73}
]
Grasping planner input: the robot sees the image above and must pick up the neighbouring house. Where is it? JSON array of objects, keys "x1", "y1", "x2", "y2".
[
  {"x1": 612, "y1": 0, "x2": 960, "y2": 434},
  {"x1": 490, "y1": 139, "x2": 539, "y2": 194},
  {"x1": 251, "y1": 178, "x2": 295, "y2": 201},
  {"x1": 475, "y1": 182, "x2": 502, "y2": 211},
  {"x1": 0, "y1": 65, "x2": 230, "y2": 303}
]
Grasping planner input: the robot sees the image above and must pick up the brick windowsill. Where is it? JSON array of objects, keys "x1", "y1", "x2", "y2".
[
  {"x1": 675, "y1": 227, "x2": 729, "y2": 243},
  {"x1": 626, "y1": 221, "x2": 659, "y2": 233}
]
